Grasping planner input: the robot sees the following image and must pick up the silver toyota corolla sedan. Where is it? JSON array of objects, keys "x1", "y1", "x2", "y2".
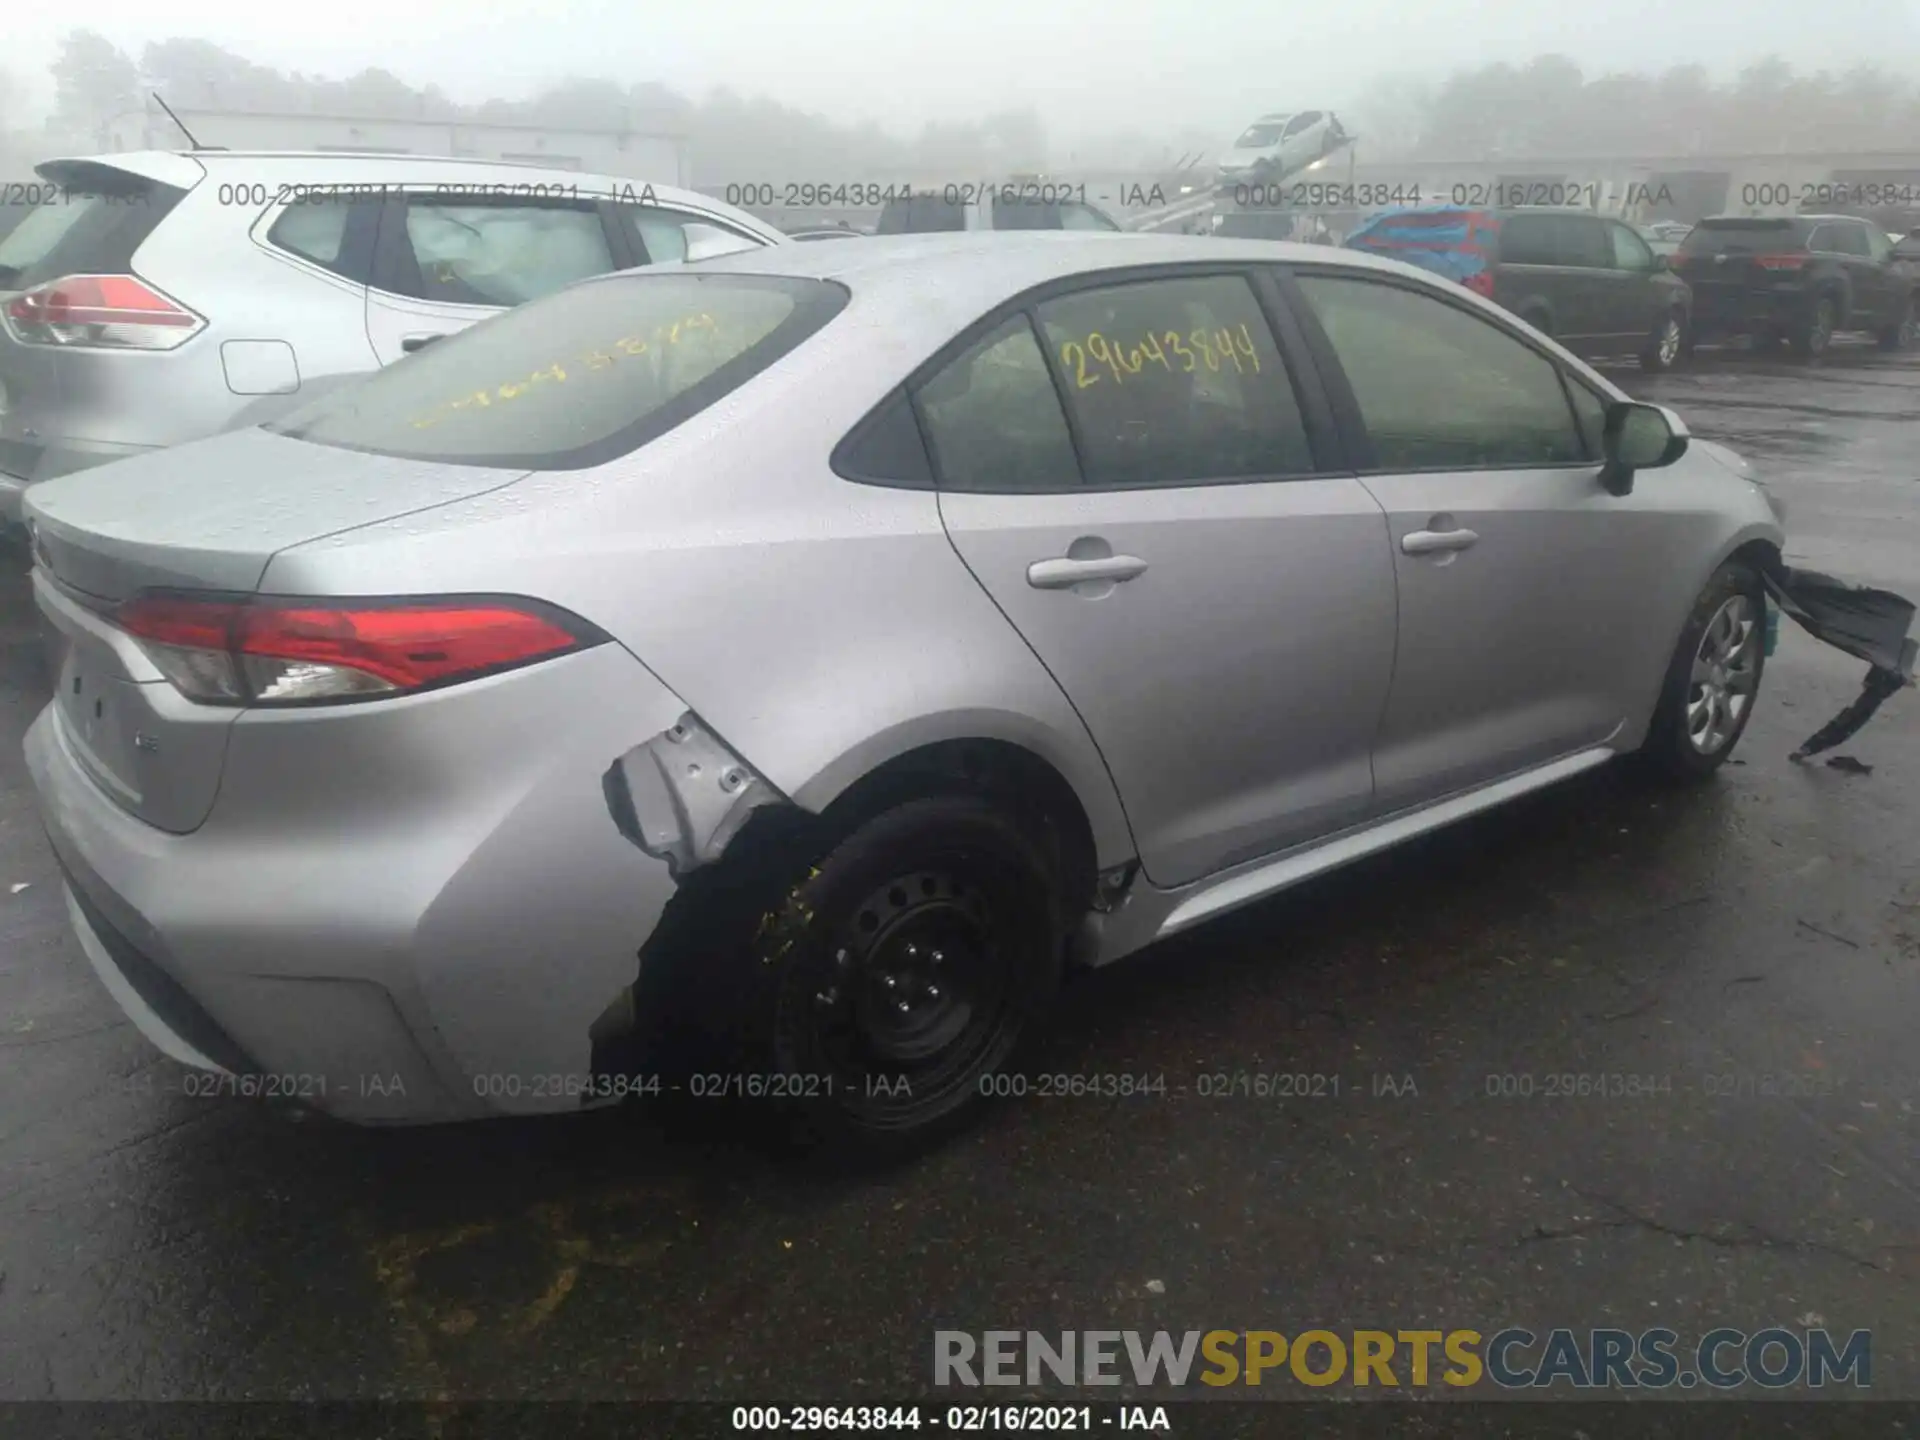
[{"x1": 22, "y1": 232, "x2": 1784, "y2": 1148}]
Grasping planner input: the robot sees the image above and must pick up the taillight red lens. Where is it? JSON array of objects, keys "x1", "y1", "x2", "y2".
[
  {"x1": 114, "y1": 594, "x2": 602, "y2": 706},
  {"x1": 3, "y1": 274, "x2": 204, "y2": 350},
  {"x1": 1753, "y1": 253, "x2": 1810, "y2": 271}
]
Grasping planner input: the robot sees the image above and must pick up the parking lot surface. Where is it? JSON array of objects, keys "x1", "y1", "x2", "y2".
[{"x1": 2, "y1": 340, "x2": 1919, "y2": 1404}]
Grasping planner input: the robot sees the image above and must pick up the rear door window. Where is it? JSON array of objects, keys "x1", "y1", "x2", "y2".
[
  {"x1": 268, "y1": 273, "x2": 846, "y2": 470},
  {"x1": 0, "y1": 175, "x2": 186, "y2": 291},
  {"x1": 1552, "y1": 216, "x2": 1611, "y2": 268},
  {"x1": 1033, "y1": 273, "x2": 1314, "y2": 486},
  {"x1": 266, "y1": 196, "x2": 379, "y2": 282},
  {"x1": 914, "y1": 317, "x2": 1080, "y2": 491},
  {"x1": 384, "y1": 196, "x2": 620, "y2": 307},
  {"x1": 1828, "y1": 223, "x2": 1871, "y2": 258}
]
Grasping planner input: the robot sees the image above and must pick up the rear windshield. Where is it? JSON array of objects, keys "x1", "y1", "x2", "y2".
[
  {"x1": 876, "y1": 194, "x2": 966, "y2": 233},
  {"x1": 1679, "y1": 218, "x2": 1807, "y2": 254},
  {"x1": 0, "y1": 171, "x2": 186, "y2": 291},
  {"x1": 267, "y1": 272, "x2": 848, "y2": 471},
  {"x1": 0, "y1": 198, "x2": 38, "y2": 248}
]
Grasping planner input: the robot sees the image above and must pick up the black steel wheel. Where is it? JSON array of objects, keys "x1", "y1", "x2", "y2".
[{"x1": 751, "y1": 794, "x2": 1063, "y2": 1152}]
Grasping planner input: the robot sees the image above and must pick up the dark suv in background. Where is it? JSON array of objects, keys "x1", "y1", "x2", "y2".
[
  {"x1": 1345, "y1": 206, "x2": 1692, "y2": 370},
  {"x1": 1676, "y1": 214, "x2": 1917, "y2": 357}
]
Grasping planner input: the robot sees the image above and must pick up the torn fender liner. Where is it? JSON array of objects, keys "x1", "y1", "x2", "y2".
[
  {"x1": 601, "y1": 711, "x2": 786, "y2": 880},
  {"x1": 1761, "y1": 564, "x2": 1919, "y2": 760}
]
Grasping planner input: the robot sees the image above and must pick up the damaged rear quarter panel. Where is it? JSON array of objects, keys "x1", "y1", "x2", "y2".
[{"x1": 266, "y1": 324, "x2": 1138, "y2": 876}]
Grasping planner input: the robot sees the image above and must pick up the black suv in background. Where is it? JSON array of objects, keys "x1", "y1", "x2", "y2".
[
  {"x1": 1345, "y1": 206, "x2": 1693, "y2": 370},
  {"x1": 1676, "y1": 214, "x2": 1917, "y2": 357}
]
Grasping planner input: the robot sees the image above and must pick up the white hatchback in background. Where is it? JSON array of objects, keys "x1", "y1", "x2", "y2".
[{"x1": 0, "y1": 150, "x2": 784, "y2": 523}]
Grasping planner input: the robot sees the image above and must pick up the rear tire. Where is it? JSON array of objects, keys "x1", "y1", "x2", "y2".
[
  {"x1": 1518, "y1": 306, "x2": 1552, "y2": 338},
  {"x1": 1789, "y1": 295, "x2": 1838, "y2": 358},
  {"x1": 1640, "y1": 311, "x2": 1686, "y2": 371},
  {"x1": 746, "y1": 794, "x2": 1065, "y2": 1155},
  {"x1": 1877, "y1": 295, "x2": 1916, "y2": 351},
  {"x1": 1638, "y1": 560, "x2": 1767, "y2": 783}
]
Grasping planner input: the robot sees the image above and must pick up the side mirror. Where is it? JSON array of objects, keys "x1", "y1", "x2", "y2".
[
  {"x1": 1600, "y1": 401, "x2": 1689, "y2": 497},
  {"x1": 1652, "y1": 253, "x2": 1672, "y2": 272}
]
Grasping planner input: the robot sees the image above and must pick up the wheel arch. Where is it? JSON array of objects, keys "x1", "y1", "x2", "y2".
[
  {"x1": 1813, "y1": 273, "x2": 1851, "y2": 325},
  {"x1": 1514, "y1": 295, "x2": 1555, "y2": 334},
  {"x1": 788, "y1": 714, "x2": 1137, "y2": 910},
  {"x1": 1622, "y1": 524, "x2": 1782, "y2": 749}
]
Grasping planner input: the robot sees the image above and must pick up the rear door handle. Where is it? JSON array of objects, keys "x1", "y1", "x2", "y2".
[
  {"x1": 1401, "y1": 528, "x2": 1479, "y2": 556},
  {"x1": 1405, "y1": 526, "x2": 1474, "y2": 556},
  {"x1": 401, "y1": 333, "x2": 446, "y2": 353},
  {"x1": 1027, "y1": 555, "x2": 1150, "y2": 589}
]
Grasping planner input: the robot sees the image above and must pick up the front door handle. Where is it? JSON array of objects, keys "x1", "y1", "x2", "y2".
[
  {"x1": 1401, "y1": 528, "x2": 1479, "y2": 556},
  {"x1": 401, "y1": 333, "x2": 446, "y2": 353},
  {"x1": 1027, "y1": 555, "x2": 1150, "y2": 589}
]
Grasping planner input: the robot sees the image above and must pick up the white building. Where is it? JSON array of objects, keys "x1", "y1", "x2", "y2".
[{"x1": 103, "y1": 107, "x2": 690, "y2": 186}]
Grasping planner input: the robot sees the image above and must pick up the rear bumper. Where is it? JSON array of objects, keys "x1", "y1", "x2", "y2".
[
  {"x1": 24, "y1": 642, "x2": 693, "y2": 1125},
  {"x1": 1688, "y1": 287, "x2": 1817, "y2": 335}
]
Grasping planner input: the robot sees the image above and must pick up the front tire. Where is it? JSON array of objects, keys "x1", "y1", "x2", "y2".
[
  {"x1": 749, "y1": 794, "x2": 1064, "y2": 1153},
  {"x1": 1639, "y1": 561, "x2": 1767, "y2": 782}
]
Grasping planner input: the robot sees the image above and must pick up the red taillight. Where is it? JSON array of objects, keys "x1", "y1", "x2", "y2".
[
  {"x1": 3, "y1": 274, "x2": 204, "y2": 351},
  {"x1": 1752, "y1": 253, "x2": 1810, "y2": 271},
  {"x1": 114, "y1": 594, "x2": 602, "y2": 706},
  {"x1": 1462, "y1": 270, "x2": 1496, "y2": 298}
]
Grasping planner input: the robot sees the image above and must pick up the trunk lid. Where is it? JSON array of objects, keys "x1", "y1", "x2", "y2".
[
  {"x1": 25, "y1": 425, "x2": 532, "y2": 601},
  {"x1": 27, "y1": 426, "x2": 530, "y2": 833}
]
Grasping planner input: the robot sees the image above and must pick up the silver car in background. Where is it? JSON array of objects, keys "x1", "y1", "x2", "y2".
[
  {"x1": 22, "y1": 233, "x2": 1783, "y2": 1151},
  {"x1": 1215, "y1": 110, "x2": 1351, "y2": 184},
  {"x1": 0, "y1": 150, "x2": 784, "y2": 522}
]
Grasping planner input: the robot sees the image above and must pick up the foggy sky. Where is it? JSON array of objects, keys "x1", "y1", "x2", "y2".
[{"x1": 11, "y1": 0, "x2": 1920, "y2": 144}]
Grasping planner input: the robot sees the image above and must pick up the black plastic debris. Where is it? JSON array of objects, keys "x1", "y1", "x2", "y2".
[
  {"x1": 1824, "y1": 755, "x2": 1874, "y2": 776},
  {"x1": 1762, "y1": 563, "x2": 1918, "y2": 761}
]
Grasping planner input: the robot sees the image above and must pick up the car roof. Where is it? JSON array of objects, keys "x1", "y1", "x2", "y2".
[
  {"x1": 39, "y1": 149, "x2": 722, "y2": 213},
  {"x1": 610, "y1": 231, "x2": 1439, "y2": 340}
]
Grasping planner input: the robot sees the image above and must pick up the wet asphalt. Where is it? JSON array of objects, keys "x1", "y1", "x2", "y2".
[{"x1": 1, "y1": 338, "x2": 1918, "y2": 1412}]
